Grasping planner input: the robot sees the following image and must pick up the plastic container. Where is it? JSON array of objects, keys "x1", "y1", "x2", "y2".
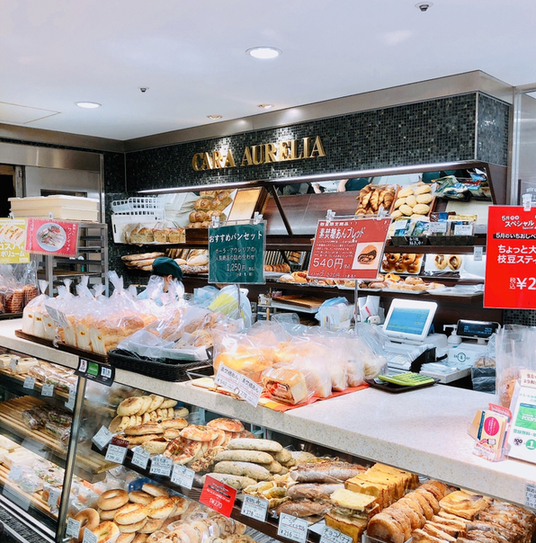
[{"x1": 9, "y1": 196, "x2": 99, "y2": 222}]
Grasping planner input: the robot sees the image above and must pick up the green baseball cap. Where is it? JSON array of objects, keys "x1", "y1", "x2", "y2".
[{"x1": 151, "y1": 256, "x2": 183, "y2": 280}]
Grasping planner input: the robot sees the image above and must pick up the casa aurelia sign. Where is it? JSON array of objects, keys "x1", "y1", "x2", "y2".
[{"x1": 192, "y1": 136, "x2": 326, "y2": 171}]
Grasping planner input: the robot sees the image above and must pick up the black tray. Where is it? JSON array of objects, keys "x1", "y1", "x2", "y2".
[
  {"x1": 365, "y1": 376, "x2": 439, "y2": 393},
  {"x1": 108, "y1": 349, "x2": 210, "y2": 382}
]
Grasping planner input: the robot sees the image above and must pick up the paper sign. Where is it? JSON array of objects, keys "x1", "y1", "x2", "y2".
[
  {"x1": 485, "y1": 206, "x2": 536, "y2": 309},
  {"x1": 454, "y1": 224, "x2": 473, "y2": 236},
  {"x1": 277, "y1": 513, "x2": 309, "y2": 543},
  {"x1": 171, "y1": 464, "x2": 195, "y2": 489},
  {"x1": 9, "y1": 466, "x2": 22, "y2": 482},
  {"x1": 200, "y1": 475, "x2": 237, "y2": 517},
  {"x1": 82, "y1": 529, "x2": 98, "y2": 543},
  {"x1": 9, "y1": 357, "x2": 17, "y2": 371},
  {"x1": 105, "y1": 443, "x2": 128, "y2": 464},
  {"x1": 308, "y1": 217, "x2": 391, "y2": 280},
  {"x1": 429, "y1": 222, "x2": 448, "y2": 234},
  {"x1": 41, "y1": 383, "x2": 54, "y2": 397},
  {"x1": 320, "y1": 526, "x2": 353, "y2": 543},
  {"x1": 131, "y1": 447, "x2": 151, "y2": 470},
  {"x1": 66, "y1": 517, "x2": 81, "y2": 538},
  {"x1": 0, "y1": 218, "x2": 30, "y2": 264},
  {"x1": 47, "y1": 487, "x2": 61, "y2": 509},
  {"x1": 23, "y1": 377, "x2": 36, "y2": 390},
  {"x1": 25, "y1": 218, "x2": 79, "y2": 257},
  {"x1": 150, "y1": 455, "x2": 172, "y2": 477},
  {"x1": 527, "y1": 483, "x2": 536, "y2": 509},
  {"x1": 241, "y1": 494, "x2": 268, "y2": 522},
  {"x1": 215, "y1": 364, "x2": 263, "y2": 407},
  {"x1": 208, "y1": 222, "x2": 265, "y2": 284},
  {"x1": 92, "y1": 426, "x2": 113, "y2": 450},
  {"x1": 65, "y1": 387, "x2": 76, "y2": 411}
]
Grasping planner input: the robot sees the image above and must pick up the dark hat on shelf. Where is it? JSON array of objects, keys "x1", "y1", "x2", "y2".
[{"x1": 152, "y1": 256, "x2": 183, "y2": 280}]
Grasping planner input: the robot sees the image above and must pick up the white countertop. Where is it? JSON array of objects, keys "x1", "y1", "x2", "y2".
[{"x1": 0, "y1": 318, "x2": 534, "y2": 507}]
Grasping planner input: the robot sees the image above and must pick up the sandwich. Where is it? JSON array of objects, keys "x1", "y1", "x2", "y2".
[
  {"x1": 325, "y1": 488, "x2": 379, "y2": 543},
  {"x1": 357, "y1": 245, "x2": 378, "y2": 265}
]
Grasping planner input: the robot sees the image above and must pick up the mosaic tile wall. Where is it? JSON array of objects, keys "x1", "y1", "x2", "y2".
[
  {"x1": 126, "y1": 93, "x2": 482, "y2": 192},
  {"x1": 504, "y1": 309, "x2": 536, "y2": 326},
  {"x1": 477, "y1": 93, "x2": 510, "y2": 165}
]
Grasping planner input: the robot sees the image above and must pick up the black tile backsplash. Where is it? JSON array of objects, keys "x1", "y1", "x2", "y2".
[{"x1": 477, "y1": 93, "x2": 510, "y2": 165}]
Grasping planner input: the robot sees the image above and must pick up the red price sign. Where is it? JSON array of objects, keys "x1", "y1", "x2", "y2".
[
  {"x1": 485, "y1": 206, "x2": 536, "y2": 309},
  {"x1": 308, "y1": 217, "x2": 391, "y2": 280},
  {"x1": 200, "y1": 475, "x2": 237, "y2": 517},
  {"x1": 25, "y1": 218, "x2": 79, "y2": 257}
]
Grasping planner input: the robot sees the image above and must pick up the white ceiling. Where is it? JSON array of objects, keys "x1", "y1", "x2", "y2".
[{"x1": 1, "y1": 0, "x2": 534, "y2": 142}]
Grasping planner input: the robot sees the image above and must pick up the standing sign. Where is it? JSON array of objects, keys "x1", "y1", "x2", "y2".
[
  {"x1": 0, "y1": 218, "x2": 30, "y2": 263},
  {"x1": 308, "y1": 218, "x2": 391, "y2": 280},
  {"x1": 208, "y1": 222, "x2": 265, "y2": 284},
  {"x1": 485, "y1": 206, "x2": 536, "y2": 309},
  {"x1": 25, "y1": 218, "x2": 79, "y2": 257}
]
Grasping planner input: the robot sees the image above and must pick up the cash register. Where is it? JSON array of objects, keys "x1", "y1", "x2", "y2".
[{"x1": 382, "y1": 299, "x2": 441, "y2": 371}]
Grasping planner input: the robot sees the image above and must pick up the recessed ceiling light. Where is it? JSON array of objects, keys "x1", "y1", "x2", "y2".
[
  {"x1": 415, "y1": 2, "x2": 432, "y2": 11},
  {"x1": 207, "y1": 115, "x2": 222, "y2": 120},
  {"x1": 246, "y1": 47, "x2": 281, "y2": 59},
  {"x1": 75, "y1": 101, "x2": 101, "y2": 109},
  {"x1": 258, "y1": 104, "x2": 274, "y2": 109}
]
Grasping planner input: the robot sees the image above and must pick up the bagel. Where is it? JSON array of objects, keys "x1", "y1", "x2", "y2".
[
  {"x1": 170, "y1": 496, "x2": 189, "y2": 516},
  {"x1": 128, "y1": 491, "x2": 153, "y2": 506},
  {"x1": 147, "y1": 394, "x2": 165, "y2": 413},
  {"x1": 124, "y1": 434, "x2": 161, "y2": 446},
  {"x1": 174, "y1": 407, "x2": 189, "y2": 418},
  {"x1": 117, "y1": 518, "x2": 147, "y2": 533},
  {"x1": 163, "y1": 428, "x2": 181, "y2": 440},
  {"x1": 142, "y1": 483, "x2": 168, "y2": 497},
  {"x1": 117, "y1": 397, "x2": 144, "y2": 417},
  {"x1": 114, "y1": 503, "x2": 148, "y2": 525},
  {"x1": 97, "y1": 489, "x2": 129, "y2": 511},
  {"x1": 448, "y1": 255, "x2": 462, "y2": 271},
  {"x1": 73, "y1": 508, "x2": 100, "y2": 542},
  {"x1": 146, "y1": 497, "x2": 176, "y2": 519},
  {"x1": 132, "y1": 535, "x2": 148, "y2": 543},
  {"x1": 98, "y1": 507, "x2": 121, "y2": 521},
  {"x1": 141, "y1": 440, "x2": 168, "y2": 455},
  {"x1": 180, "y1": 524, "x2": 201, "y2": 543},
  {"x1": 138, "y1": 517, "x2": 163, "y2": 534},
  {"x1": 160, "y1": 398, "x2": 178, "y2": 409},
  {"x1": 159, "y1": 418, "x2": 188, "y2": 430},
  {"x1": 93, "y1": 521, "x2": 120, "y2": 543},
  {"x1": 117, "y1": 534, "x2": 136, "y2": 543},
  {"x1": 109, "y1": 415, "x2": 128, "y2": 434},
  {"x1": 139, "y1": 396, "x2": 155, "y2": 415},
  {"x1": 207, "y1": 418, "x2": 244, "y2": 433},
  {"x1": 125, "y1": 423, "x2": 164, "y2": 436}
]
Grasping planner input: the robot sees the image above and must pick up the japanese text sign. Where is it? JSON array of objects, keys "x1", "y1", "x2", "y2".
[
  {"x1": 0, "y1": 218, "x2": 30, "y2": 263},
  {"x1": 308, "y1": 217, "x2": 391, "y2": 280},
  {"x1": 208, "y1": 222, "x2": 265, "y2": 284},
  {"x1": 200, "y1": 475, "x2": 237, "y2": 517},
  {"x1": 26, "y1": 218, "x2": 79, "y2": 257},
  {"x1": 485, "y1": 206, "x2": 536, "y2": 309}
]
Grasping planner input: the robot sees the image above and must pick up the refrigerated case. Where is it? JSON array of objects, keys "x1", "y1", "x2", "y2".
[{"x1": 0, "y1": 319, "x2": 534, "y2": 543}]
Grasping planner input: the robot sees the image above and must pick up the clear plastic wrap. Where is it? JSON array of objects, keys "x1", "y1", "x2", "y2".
[
  {"x1": 22, "y1": 280, "x2": 51, "y2": 338},
  {"x1": 354, "y1": 323, "x2": 389, "y2": 379},
  {"x1": 261, "y1": 365, "x2": 315, "y2": 404}
]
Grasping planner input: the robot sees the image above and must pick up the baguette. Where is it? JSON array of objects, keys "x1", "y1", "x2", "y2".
[
  {"x1": 121, "y1": 252, "x2": 164, "y2": 262},
  {"x1": 203, "y1": 473, "x2": 257, "y2": 490},
  {"x1": 214, "y1": 450, "x2": 274, "y2": 464},
  {"x1": 227, "y1": 438, "x2": 282, "y2": 453},
  {"x1": 213, "y1": 460, "x2": 271, "y2": 480}
]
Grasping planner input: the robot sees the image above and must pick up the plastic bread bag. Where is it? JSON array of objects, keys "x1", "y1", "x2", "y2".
[
  {"x1": 495, "y1": 324, "x2": 536, "y2": 408},
  {"x1": 246, "y1": 320, "x2": 293, "y2": 364},
  {"x1": 353, "y1": 323, "x2": 388, "y2": 378},
  {"x1": 207, "y1": 285, "x2": 252, "y2": 328},
  {"x1": 261, "y1": 364, "x2": 316, "y2": 404},
  {"x1": 22, "y1": 280, "x2": 50, "y2": 337},
  {"x1": 290, "y1": 355, "x2": 332, "y2": 398}
]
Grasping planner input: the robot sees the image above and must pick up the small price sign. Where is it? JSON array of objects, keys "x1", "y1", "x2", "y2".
[
  {"x1": 320, "y1": 526, "x2": 353, "y2": 543},
  {"x1": 150, "y1": 455, "x2": 172, "y2": 477},
  {"x1": 526, "y1": 483, "x2": 536, "y2": 509},
  {"x1": 41, "y1": 383, "x2": 54, "y2": 397},
  {"x1": 82, "y1": 528, "x2": 98, "y2": 543},
  {"x1": 277, "y1": 513, "x2": 309, "y2": 543},
  {"x1": 240, "y1": 494, "x2": 268, "y2": 522},
  {"x1": 105, "y1": 438, "x2": 129, "y2": 464},
  {"x1": 131, "y1": 447, "x2": 151, "y2": 470},
  {"x1": 171, "y1": 464, "x2": 195, "y2": 489},
  {"x1": 8, "y1": 466, "x2": 22, "y2": 482},
  {"x1": 215, "y1": 364, "x2": 263, "y2": 407},
  {"x1": 76, "y1": 358, "x2": 115, "y2": 387},
  {"x1": 65, "y1": 386, "x2": 76, "y2": 411},
  {"x1": 66, "y1": 517, "x2": 81, "y2": 539},
  {"x1": 92, "y1": 426, "x2": 113, "y2": 450},
  {"x1": 47, "y1": 487, "x2": 62, "y2": 509},
  {"x1": 9, "y1": 358, "x2": 18, "y2": 372},
  {"x1": 200, "y1": 475, "x2": 237, "y2": 518},
  {"x1": 23, "y1": 377, "x2": 36, "y2": 390}
]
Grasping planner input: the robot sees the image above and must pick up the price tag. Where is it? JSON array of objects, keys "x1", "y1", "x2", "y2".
[
  {"x1": 429, "y1": 222, "x2": 448, "y2": 234},
  {"x1": 241, "y1": 494, "x2": 268, "y2": 522},
  {"x1": 47, "y1": 487, "x2": 61, "y2": 509},
  {"x1": 82, "y1": 529, "x2": 98, "y2": 543},
  {"x1": 92, "y1": 426, "x2": 113, "y2": 450},
  {"x1": 215, "y1": 365, "x2": 263, "y2": 407},
  {"x1": 454, "y1": 223, "x2": 473, "y2": 236},
  {"x1": 320, "y1": 526, "x2": 353, "y2": 543},
  {"x1": 526, "y1": 483, "x2": 536, "y2": 508},
  {"x1": 9, "y1": 357, "x2": 18, "y2": 372},
  {"x1": 23, "y1": 376, "x2": 36, "y2": 390},
  {"x1": 474, "y1": 246, "x2": 483, "y2": 262},
  {"x1": 200, "y1": 475, "x2": 237, "y2": 517},
  {"x1": 8, "y1": 465, "x2": 22, "y2": 482},
  {"x1": 150, "y1": 455, "x2": 172, "y2": 477},
  {"x1": 65, "y1": 386, "x2": 76, "y2": 411},
  {"x1": 66, "y1": 517, "x2": 81, "y2": 539},
  {"x1": 41, "y1": 383, "x2": 54, "y2": 397},
  {"x1": 520, "y1": 370, "x2": 536, "y2": 389},
  {"x1": 131, "y1": 447, "x2": 151, "y2": 470},
  {"x1": 277, "y1": 513, "x2": 308, "y2": 543},
  {"x1": 105, "y1": 443, "x2": 128, "y2": 464},
  {"x1": 171, "y1": 464, "x2": 195, "y2": 489}
]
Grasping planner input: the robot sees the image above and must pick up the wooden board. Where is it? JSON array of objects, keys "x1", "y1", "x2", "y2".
[{"x1": 275, "y1": 295, "x2": 326, "y2": 309}]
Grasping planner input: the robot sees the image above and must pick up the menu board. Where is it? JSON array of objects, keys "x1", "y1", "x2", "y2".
[
  {"x1": 0, "y1": 218, "x2": 30, "y2": 263},
  {"x1": 208, "y1": 222, "x2": 265, "y2": 284},
  {"x1": 25, "y1": 218, "x2": 79, "y2": 257},
  {"x1": 485, "y1": 206, "x2": 536, "y2": 309},
  {"x1": 308, "y1": 217, "x2": 391, "y2": 280}
]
